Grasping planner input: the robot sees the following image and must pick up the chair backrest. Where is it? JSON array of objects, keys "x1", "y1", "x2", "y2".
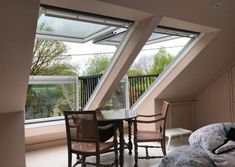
[
  {"x1": 64, "y1": 110, "x2": 99, "y2": 150},
  {"x1": 159, "y1": 101, "x2": 170, "y2": 136}
]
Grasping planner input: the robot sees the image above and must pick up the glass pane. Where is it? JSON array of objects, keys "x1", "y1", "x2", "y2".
[
  {"x1": 125, "y1": 27, "x2": 198, "y2": 107},
  {"x1": 28, "y1": 7, "x2": 132, "y2": 122},
  {"x1": 25, "y1": 83, "x2": 74, "y2": 120},
  {"x1": 93, "y1": 26, "x2": 197, "y2": 46},
  {"x1": 103, "y1": 81, "x2": 127, "y2": 110},
  {"x1": 146, "y1": 33, "x2": 180, "y2": 45},
  {"x1": 37, "y1": 14, "x2": 109, "y2": 40}
]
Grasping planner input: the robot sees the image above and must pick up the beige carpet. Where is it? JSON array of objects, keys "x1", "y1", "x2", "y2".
[{"x1": 26, "y1": 137, "x2": 188, "y2": 167}]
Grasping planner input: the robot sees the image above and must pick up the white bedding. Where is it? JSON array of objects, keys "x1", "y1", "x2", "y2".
[
  {"x1": 159, "y1": 145, "x2": 215, "y2": 167},
  {"x1": 159, "y1": 123, "x2": 235, "y2": 167}
]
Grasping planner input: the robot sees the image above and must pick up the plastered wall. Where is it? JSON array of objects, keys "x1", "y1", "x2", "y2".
[
  {"x1": 168, "y1": 101, "x2": 196, "y2": 130},
  {"x1": 0, "y1": 112, "x2": 25, "y2": 167},
  {"x1": 0, "y1": 0, "x2": 39, "y2": 166},
  {"x1": 195, "y1": 64, "x2": 235, "y2": 128}
]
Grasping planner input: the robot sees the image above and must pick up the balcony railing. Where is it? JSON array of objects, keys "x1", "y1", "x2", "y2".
[
  {"x1": 78, "y1": 74, "x2": 102, "y2": 110},
  {"x1": 78, "y1": 74, "x2": 158, "y2": 109},
  {"x1": 26, "y1": 74, "x2": 158, "y2": 122},
  {"x1": 128, "y1": 74, "x2": 159, "y2": 107}
]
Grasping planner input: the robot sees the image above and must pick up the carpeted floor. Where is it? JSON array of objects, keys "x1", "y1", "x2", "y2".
[{"x1": 26, "y1": 137, "x2": 189, "y2": 167}]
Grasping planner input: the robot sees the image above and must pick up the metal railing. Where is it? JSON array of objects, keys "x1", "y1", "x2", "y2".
[
  {"x1": 78, "y1": 74, "x2": 102, "y2": 110},
  {"x1": 128, "y1": 74, "x2": 158, "y2": 107},
  {"x1": 78, "y1": 74, "x2": 158, "y2": 109},
  {"x1": 26, "y1": 74, "x2": 158, "y2": 123}
]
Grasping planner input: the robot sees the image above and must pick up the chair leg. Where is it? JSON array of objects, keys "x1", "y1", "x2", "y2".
[
  {"x1": 76, "y1": 153, "x2": 80, "y2": 160},
  {"x1": 68, "y1": 152, "x2": 72, "y2": 167},
  {"x1": 81, "y1": 156, "x2": 86, "y2": 167},
  {"x1": 114, "y1": 141, "x2": 118, "y2": 167},
  {"x1": 161, "y1": 140, "x2": 166, "y2": 156},
  {"x1": 96, "y1": 154, "x2": 100, "y2": 167}
]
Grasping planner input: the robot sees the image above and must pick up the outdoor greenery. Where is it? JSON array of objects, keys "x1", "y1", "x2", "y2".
[
  {"x1": 149, "y1": 47, "x2": 174, "y2": 74},
  {"x1": 26, "y1": 38, "x2": 174, "y2": 121},
  {"x1": 83, "y1": 47, "x2": 173, "y2": 76},
  {"x1": 84, "y1": 54, "x2": 110, "y2": 75},
  {"x1": 26, "y1": 38, "x2": 78, "y2": 120},
  {"x1": 31, "y1": 39, "x2": 78, "y2": 76},
  {"x1": 25, "y1": 84, "x2": 74, "y2": 120}
]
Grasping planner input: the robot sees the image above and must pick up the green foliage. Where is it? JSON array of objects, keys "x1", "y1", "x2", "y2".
[
  {"x1": 25, "y1": 84, "x2": 74, "y2": 120},
  {"x1": 84, "y1": 54, "x2": 110, "y2": 75},
  {"x1": 26, "y1": 29, "x2": 79, "y2": 120},
  {"x1": 102, "y1": 82, "x2": 126, "y2": 110},
  {"x1": 31, "y1": 39, "x2": 79, "y2": 75},
  {"x1": 126, "y1": 68, "x2": 144, "y2": 76},
  {"x1": 149, "y1": 47, "x2": 174, "y2": 74}
]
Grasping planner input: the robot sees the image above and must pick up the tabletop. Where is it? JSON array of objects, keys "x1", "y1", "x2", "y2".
[{"x1": 97, "y1": 108, "x2": 138, "y2": 121}]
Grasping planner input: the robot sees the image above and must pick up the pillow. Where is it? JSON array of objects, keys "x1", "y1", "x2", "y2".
[
  {"x1": 214, "y1": 140, "x2": 235, "y2": 154},
  {"x1": 222, "y1": 122, "x2": 235, "y2": 137},
  {"x1": 227, "y1": 127, "x2": 235, "y2": 141},
  {"x1": 189, "y1": 123, "x2": 227, "y2": 151}
]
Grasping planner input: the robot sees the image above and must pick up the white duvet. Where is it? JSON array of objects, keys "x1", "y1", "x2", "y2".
[{"x1": 159, "y1": 123, "x2": 235, "y2": 167}]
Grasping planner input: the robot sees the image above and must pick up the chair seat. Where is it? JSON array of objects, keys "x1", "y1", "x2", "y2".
[
  {"x1": 72, "y1": 142, "x2": 115, "y2": 154},
  {"x1": 136, "y1": 130, "x2": 163, "y2": 142}
]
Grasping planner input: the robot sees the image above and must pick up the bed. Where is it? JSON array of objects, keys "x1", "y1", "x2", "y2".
[{"x1": 159, "y1": 123, "x2": 235, "y2": 167}]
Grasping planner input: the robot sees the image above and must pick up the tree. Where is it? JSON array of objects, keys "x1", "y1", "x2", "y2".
[
  {"x1": 84, "y1": 54, "x2": 110, "y2": 75},
  {"x1": 149, "y1": 47, "x2": 174, "y2": 74},
  {"x1": 26, "y1": 36, "x2": 79, "y2": 120},
  {"x1": 126, "y1": 68, "x2": 144, "y2": 76},
  {"x1": 132, "y1": 55, "x2": 152, "y2": 74},
  {"x1": 31, "y1": 39, "x2": 78, "y2": 75}
]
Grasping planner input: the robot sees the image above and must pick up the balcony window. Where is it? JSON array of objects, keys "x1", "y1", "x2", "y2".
[
  {"x1": 25, "y1": 5, "x2": 132, "y2": 123},
  {"x1": 123, "y1": 27, "x2": 199, "y2": 106},
  {"x1": 25, "y1": 76, "x2": 78, "y2": 123}
]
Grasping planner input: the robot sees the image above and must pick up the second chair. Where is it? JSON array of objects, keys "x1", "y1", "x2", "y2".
[{"x1": 133, "y1": 101, "x2": 170, "y2": 167}]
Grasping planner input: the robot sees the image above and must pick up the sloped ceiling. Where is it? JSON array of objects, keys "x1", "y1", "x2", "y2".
[
  {"x1": 41, "y1": 0, "x2": 152, "y2": 22},
  {"x1": 98, "y1": 0, "x2": 235, "y2": 99},
  {"x1": 98, "y1": 0, "x2": 232, "y2": 29}
]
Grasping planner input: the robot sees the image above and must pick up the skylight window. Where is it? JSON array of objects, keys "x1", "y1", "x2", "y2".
[
  {"x1": 26, "y1": 5, "x2": 133, "y2": 123},
  {"x1": 36, "y1": 5, "x2": 131, "y2": 43},
  {"x1": 124, "y1": 27, "x2": 198, "y2": 107},
  {"x1": 128, "y1": 26, "x2": 198, "y2": 75}
]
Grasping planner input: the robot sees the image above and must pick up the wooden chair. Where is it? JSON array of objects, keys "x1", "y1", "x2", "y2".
[
  {"x1": 64, "y1": 110, "x2": 118, "y2": 167},
  {"x1": 133, "y1": 101, "x2": 170, "y2": 167}
]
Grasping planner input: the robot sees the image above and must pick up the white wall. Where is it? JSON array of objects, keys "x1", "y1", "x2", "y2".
[
  {"x1": 195, "y1": 64, "x2": 235, "y2": 128},
  {"x1": 168, "y1": 101, "x2": 196, "y2": 130},
  {"x1": 0, "y1": 112, "x2": 25, "y2": 167},
  {"x1": 0, "y1": 0, "x2": 39, "y2": 166}
]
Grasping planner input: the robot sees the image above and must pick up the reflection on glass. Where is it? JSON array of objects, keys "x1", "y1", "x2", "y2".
[
  {"x1": 25, "y1": 84, "x2": 74, "y2": 120},
  {"x1": 37, "y1": 14, "x2": 109, "y2": 39},
  {"x1": 103, "y1": 82, "x2": 126, "y2": 110}
]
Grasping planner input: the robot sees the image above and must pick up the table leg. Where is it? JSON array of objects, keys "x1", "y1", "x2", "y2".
[
  {"x1": 119, "y1": 121, "x2": 124, "y2": 167},
  {"x1": 128, "y1": 120, "x2": 133, "y2": 155}
]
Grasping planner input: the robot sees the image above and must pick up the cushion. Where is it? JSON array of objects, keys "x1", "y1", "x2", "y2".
[
  {"x1": 189, "y1": 123, "x2": 227, "y2": 151},
  {"x1": 214, "y1": 140, "x2": 235, "y2": 154},
  {"x1": 223, "y1": 123, "x2": 235, "y2": 138}
]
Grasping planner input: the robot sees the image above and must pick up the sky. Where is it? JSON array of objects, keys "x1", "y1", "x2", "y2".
[{"x1": 64, "y1": 37, "x2": 190, "y2": 75}]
